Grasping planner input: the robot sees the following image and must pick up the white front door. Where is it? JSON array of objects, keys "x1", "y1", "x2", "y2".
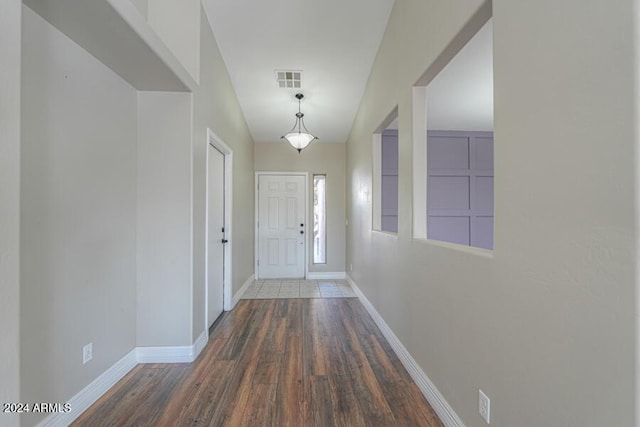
[
  {"x1": 257, "y1": 174, "x2": 306, "y2": 279},
  {"x1": 207, "y1": 144, "x2": 225, "y2": 328}
]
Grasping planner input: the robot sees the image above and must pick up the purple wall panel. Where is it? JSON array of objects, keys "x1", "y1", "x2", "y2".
[
  {"x1": 427, "y1": 136, "x2": 469, "y2": 170},
  {"x1": 381, "y1": 175, "x2": 399, "y2": 215},
  {"x1": 381, "y1": 131, "x2": 398, "y2": 233},
  {"x1": 427, "y1": 131, "x2": 493, "y2": 249},
  {"x1": 381, "y1": 133, "x2": 399, "y2": 173},
  {"x1": 381, "y1": 216, "x2": 399, "y2": 233},
  {"x1": 475, "y1": 137, "x2": 494, "y2": 170},
  {"x1": 379, "y1": 129, "x2": 492, "y2": 243},
  {"x1": 475, "y1": 176, "x2": 494, "y2": 212},
  {"x1": 473, "y1": 216, "x2": 494, "y2": 249},
  {"x1": 428, "y1": 176, "x2": 470, "y2": 210},
  {"x1": 428, "y1": 216, "x2": 470, "y2": 245}
]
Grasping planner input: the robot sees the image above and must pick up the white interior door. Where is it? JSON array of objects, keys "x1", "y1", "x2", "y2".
[
  {"x1": 207, "y1": 144, "x2": 225, "y2": 328},
  {"x1": 258, "y1": 174, "x2": 306, "y2": 279}
]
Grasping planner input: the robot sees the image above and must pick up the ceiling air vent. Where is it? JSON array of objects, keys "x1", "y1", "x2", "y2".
[{"x1": 275, "y1": 70, "x2": 302, "y2": 88}]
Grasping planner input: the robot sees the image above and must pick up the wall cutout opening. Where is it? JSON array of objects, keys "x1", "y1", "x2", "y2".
[
  {"x1": 313, "y1": 174, "x2": 326, "y2": 264},
  {"x1": 373, "y1": 108, "x2": 399, "y2": 233},
  {"x1": 412, "y1": 3, "x2": 493, "y2": 250}
]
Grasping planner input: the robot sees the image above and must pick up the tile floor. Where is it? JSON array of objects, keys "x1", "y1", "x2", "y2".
[{"x1": 241, "y1": 279, "x2": 357, "y2": 299}]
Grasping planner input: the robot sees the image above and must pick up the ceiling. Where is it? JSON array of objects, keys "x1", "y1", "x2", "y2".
[
  {"x1": 201, "y1": 2, "x2": 492, "y2": 143},
  {"x1": 202, "y1": 0, "x2": 395, "y2": 143}
]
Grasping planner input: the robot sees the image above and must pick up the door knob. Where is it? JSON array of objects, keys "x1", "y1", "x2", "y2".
[{"x1": 221, "y1": 239, "x2": 228, "y2": 243}]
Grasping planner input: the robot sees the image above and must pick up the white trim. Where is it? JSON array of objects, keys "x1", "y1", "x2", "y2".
[
  {"x1": 231, "y1": 274, "x2": 255, "y2": 308},
  {"x1": 136, "y1": 337, "x2": 205, "y2": 364},
  {"x1": 254, "y1": 173, "x2": 259, "y2": 278},
  {"x1": 205, "y1": 129, "x2": 233, "y2": 335},
  {"x1": 307, "y1": 272, "x2": 346, "y2": 280},
  {"x1": 415, "y1": 236, "x2": 494, "y2": 258},
  {"x1": 192, "y1": 330, "x2": 208, "y2": 359},
  {"x1": 372, "y1": 229, "x2": 400, "y2": 239},
  {"x1": 412, "y1": 86, "x2": 428, "y2": 239},
  {"x1": 255, "y1": 172, "x2": 309, "y2": 280},
  {"x1": 36, "y1": 349, "x2": 138, "y2": 427},
  {"x1": 189, "y1": 96, "x2": 195, "y2": 362},
  {"x1": 136, "y1": 330, "x2": 208, "y2": 364},
  {"x1": 346, "y1": 275, "x2": 465, "y2": 427}
]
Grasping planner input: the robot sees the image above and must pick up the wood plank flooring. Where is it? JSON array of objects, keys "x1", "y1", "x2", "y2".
[{"x1": 73, "y1": 298, "x2": 443, "y2": 427}]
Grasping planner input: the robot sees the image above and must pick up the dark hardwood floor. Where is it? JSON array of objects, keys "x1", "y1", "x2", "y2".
[{"x1": 73, "y1": 298, "x2": 443, "y2": 426}]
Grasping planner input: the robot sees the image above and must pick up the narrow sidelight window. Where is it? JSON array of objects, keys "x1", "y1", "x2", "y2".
[{"x1": 313, "y1": 174, "x2": 326, "y2": 264}]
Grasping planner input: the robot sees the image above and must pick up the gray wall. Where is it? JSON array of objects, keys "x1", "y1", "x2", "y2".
[
  {"x1": 137, "y1": 92, "x2": 193, "y2": 347},
  {"x1": 346, "y1": 0, "x2": 637, "y2": 426},
  {"x1": 147, "y1": 0, "x2": 200, "y2": 83},
  {"x1": 0, "y1": 1, "x2": 21, "y2": 426},
  {"x1": 255, "y1": 142, "x2": 346, "y2": 275},
  {"x1": 21, "y1": 6, "x2": 138, "y2": 425},
  {"x1": 130, "y1": 0, "x2": 148, "y2": 18}
]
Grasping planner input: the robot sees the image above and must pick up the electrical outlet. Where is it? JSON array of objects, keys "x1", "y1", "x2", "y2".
[
  {"x1": 479, "y1": 389, "x2": 490, "y2": 424},
  {"x1": 83, "y1": 342, "x2": 93, "y2": 364}
]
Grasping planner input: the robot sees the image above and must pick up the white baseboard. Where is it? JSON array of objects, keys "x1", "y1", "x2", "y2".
[
  {"x1": 346, "y1": 275, "x2": 465, "y2": 427},
  {"x1": 36, "y1": 349, "x2": 137, "y2": 427},
  {"x1": 307, "y1": 271, "x2": 346, "y2": 280},
  {"x1": 232, "y1": 274, "x2": 254, "y2": 308},
  {"x1": 192, "y1": 330, "x2": 208, "y2": 360},
  {"x1": 137, "y1": 329, "x2": 208, "y2": 363}
]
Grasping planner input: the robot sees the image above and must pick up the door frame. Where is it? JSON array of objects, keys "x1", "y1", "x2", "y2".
[
  {"x1": 205, "y1": 128, "x2": 233, "y2": 333},
  {"x1": 254, "y1": 171, "x2": 309, "y2": 280}
]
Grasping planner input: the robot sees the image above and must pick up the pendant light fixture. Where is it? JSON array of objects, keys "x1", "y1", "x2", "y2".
[{"x1": 281, "y1": 93, "x2": 318, "y2": 153}]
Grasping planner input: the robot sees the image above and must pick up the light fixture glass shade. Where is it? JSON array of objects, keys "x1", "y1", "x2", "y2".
[
  {"x1": 283, "y1": 132, "x2": 316, "y2": 151},
  {"x1": 281, "y1": 93, "x2": 318, "y2": 153}
]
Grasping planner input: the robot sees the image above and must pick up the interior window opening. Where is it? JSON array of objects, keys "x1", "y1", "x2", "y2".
[
  {"x1": 426, "y1": 18, "x2": 493, "y2": 249},
  {"x1": 373, "y1": 109, "x2": 399, "y2": 233},
  {"x1": 412, "y1": 11, "x2": 494, "y2": 250}
]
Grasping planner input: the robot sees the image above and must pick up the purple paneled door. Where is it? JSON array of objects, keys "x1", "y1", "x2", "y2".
[{"x1": 427, "y1": 131, "x2": 493, "y2": 249}]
